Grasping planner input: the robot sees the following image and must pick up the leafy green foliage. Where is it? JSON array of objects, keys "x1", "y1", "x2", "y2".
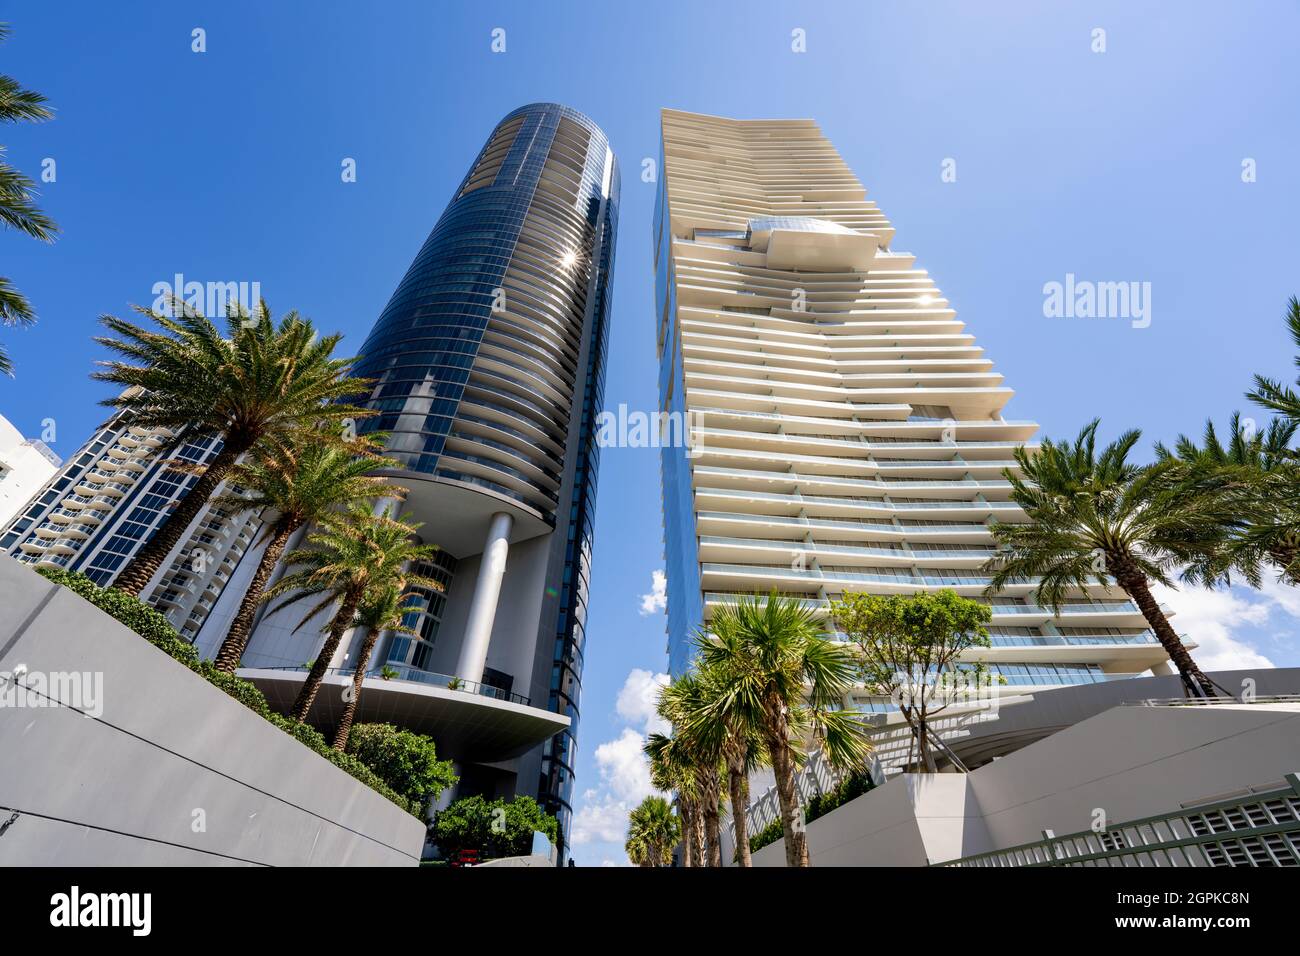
[
  {"x1": 37, "y1": 568, "x2": 198, "y2": 663},
  {"x1": 35, "y1": 568, "x2": 425, "y2": 818},
  {"x1": 431, "y1": 795, "x2": 559, "y2": 860},
  {"x1": 749, "y1": 819, "x2": 783, "y2": 854},
  {"x1": 345, "y1": 723, "x2": 457, "y2": 809},
  {"x1": 985, "y1": 419, "x2": 1230, "y2": 608},
  {"x1": 748, "y1": 771, "x2": 875, "y2": 854},
  {"x1": 805, "y1": 770, "x2": 874, "y2": 825},
  {"x1": 625, "y1": 795, "x2": 681, "y2": 867},
  {"x1": 831, "y1": 589, "x2": 994, "y2": 705},
  {"x1": 0, "y1": 21, "x2": 58, "y2": 375}
]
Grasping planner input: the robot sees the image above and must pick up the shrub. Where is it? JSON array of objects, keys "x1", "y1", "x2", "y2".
[
  {"x1": 431, "y1": 795, "x2": 559, "y2": 860},
  {"x1": 747, "y1": 770, "x2": 875, "y2": 854},
  {"x1": 35, "y1": 567, "x2": 422, "y2": 818},
  {"x1": 346, "y1": 723, "x2": 457, "y2": 809},
  {"x1": 37, "y1": 567, "x2": 198, "y2": 664},
  {"x1": 805, "y1": 770, "x2": 874, "y2": 825},
  {"x1": 749, "y1": 819, "x2": 783, "y2": 854}
]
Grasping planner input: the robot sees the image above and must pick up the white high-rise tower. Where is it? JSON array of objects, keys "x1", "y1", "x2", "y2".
[{"x1": 654, "y1": 109, "x2": 1176, "y2": 706}]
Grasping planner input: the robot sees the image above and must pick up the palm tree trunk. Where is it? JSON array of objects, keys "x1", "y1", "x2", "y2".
[
  {"x1": 703, "y1": 799, "x2": 722, "y2": 867},
  {"x1": 332, "y1": 626, "x2": 380, "y2": 751},
  {"x1": 1109, "y1": 551, "x2": 1217, "y2": 698},
  {"x1": 290, "y1": 588, "x2": 362, "y2": 721},
  {"x1": 727, "y1": 758, "x2": 752, "y2": 867},
  {"x1": 678, "y1": 801, "x2": 695, "y2": 868},
  {"x1": 692, "y1": 805, "x2": 706, "y2": 867},
  {"x1": 111, "y1": 441, "x2": 243, "y2": 598},
  {"x1": 212, "y1": 519, "x2": 296, "y2": 673},
  {"x1": 764, "y1": 698, "x2": 810, "y2": 866}
]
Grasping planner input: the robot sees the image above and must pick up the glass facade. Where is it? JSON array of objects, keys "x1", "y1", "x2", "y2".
[{"x1": 347, "y1": 104, "x2": 619, "y2": 860}]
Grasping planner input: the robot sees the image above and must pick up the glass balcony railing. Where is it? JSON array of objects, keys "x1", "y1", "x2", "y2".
[{"x1": 256, "y1": 664, "x2": 531, "y2": 706}]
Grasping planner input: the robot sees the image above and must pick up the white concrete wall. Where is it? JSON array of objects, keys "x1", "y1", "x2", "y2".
[
  {"x1": 967, "y1": 703, "x2": 1300, "y2": 851},
  {"x1": 0, "y1": 557, "x2": 426, "y2": 865},
  {"x1": 745, "y1": 703, "x2": 1300, "y2": 866}
]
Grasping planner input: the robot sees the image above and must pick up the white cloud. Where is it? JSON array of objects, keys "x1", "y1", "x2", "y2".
[
  {"x1": 615, "y1": 668, "x2": 670, "y2": 736},
  {"x1": 639, "y1": 569, "x2": 667, "y2": 615},
  {"x1": 570, "y1": 668, "x2": 672, "y2": 860},
  {"x1": 594, "y1": 727, "x2": 656, "y2": 804},
  {"x1": 1153, "y1": 583, "x2": 1275, "y2": 671},
  {"x1": 1258, "y1": 576, "x2": 1300, "y2": 620},
  {"x1": 571, "y1": 791, "x2": 633, "y2": 847}
]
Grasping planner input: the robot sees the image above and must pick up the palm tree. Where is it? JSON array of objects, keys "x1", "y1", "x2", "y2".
[
  {"x1": 0, "y1": 22, "x2": 59, "y2": 377},
  {"x1": 263, "y1": 504, "x2": 438, "y2": 721},
  {"x1": 210, "y1": 429, "x2": 405, "y2": 673},
  {"x1": 986, "y1": 420, "x2": 1225, "y2": 698},
  {"x1": 1249, "y1": 296, "x2": 1300, "y2": 425},
  {"x1": 691, "y1": 593, "x2": 871, "y2": 867},
  {"x1": 625, "y1": 830, "x2": 651, "y2": 868},
  {"x1": 645, "y1": 731, "x2": 702, "y2": 868},
  {"x1": 625, "y1": 796, "x2": 681, "y2": 868},
  {"x1": 93, "y1": 300, "x2": 372, "y2": 597},
  {"x1": 673, "y1": 662, "x2": 767, "y2": 867},
  {"x1": 332, "y1": 581, "x2": 440, "y2": 751},
  {"x1": 1156, "y1": 413, "x2": 1300, "y2": 585},
  {"x1": 654, "y1": 674, "x2": 726, "y2": 867}
]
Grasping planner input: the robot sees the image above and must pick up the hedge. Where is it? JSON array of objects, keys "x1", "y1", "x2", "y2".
[
  {"x1": 748, "y1": 769, "x2": 876, "y2": 854},
  {"x1": 35, "y1": 567, "x2": 427, "y2": 819}
]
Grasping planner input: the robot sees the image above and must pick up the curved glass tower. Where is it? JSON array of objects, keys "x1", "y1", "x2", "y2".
[{"x1": 230, "y1": 104, "x2": 618, "y2": 860}]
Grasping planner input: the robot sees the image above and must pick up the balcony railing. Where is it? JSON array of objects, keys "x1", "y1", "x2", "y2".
[{"x1": 257, "y1": 665, "x2": 531, "y2": 707}]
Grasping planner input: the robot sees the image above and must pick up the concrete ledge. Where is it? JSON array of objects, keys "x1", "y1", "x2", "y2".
[{"x1": 0, "y1": 557, "x2": 426, "y2": 866}]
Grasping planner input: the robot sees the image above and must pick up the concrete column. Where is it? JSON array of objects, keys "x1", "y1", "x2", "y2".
[{"x1": 454, "y1": 511, "x2": 513, "y2": 684}]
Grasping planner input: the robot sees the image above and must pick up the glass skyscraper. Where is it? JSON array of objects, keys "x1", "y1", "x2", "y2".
[{"x1": 226, "y1": 103, "x2": 619, "y2": 860}]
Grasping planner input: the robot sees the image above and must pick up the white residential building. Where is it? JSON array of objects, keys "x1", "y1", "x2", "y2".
[
  {"x1": 0, "y1": 415, "x2": 60, "y2": 528},
  {"x1": 653, "y1": 109, "x2": 1178, "y2": 705}
]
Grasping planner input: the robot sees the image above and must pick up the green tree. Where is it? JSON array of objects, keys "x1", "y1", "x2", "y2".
[
  {"x1": 1248, "y1": 296, "x2": 1300, "y2": 425},
  {"x1": 651, "y1": 675, "x2": 726, "y2": 867},
  {"x1": 211, "y1": 428, "x2": 405, "y2": 673},
  {"x1": 1156, "y1": 413, "x2": 1300, "y2": 585},
  {"x1": 831, "y1": 589, "x2": 993, "y2": 772},
  {"x1": 668, "y1": 662, "x2": 768, "y2": 867},
  {"x1": 431, "y1": 795, "x2": 559, "y2": 861},
  {"x1": 263, "y1": 504, "x2": 439, "y2": 721},
  {"x1": 625, "y1": 795, "x2": 681, "y2": 868},
  {"x1": 332, "y1": 582, "x2": 442, "y2": 751},
  {"x1": 690, "y1": 593, "x2": 872, "y2": 867},
  {"x1": 344, "y1": 723, "x2": 457, "y2": 812},
  {"x1": 0, "y1": 22, "x2": 59, "y2": 377},
  {"x1": 986, "y1": 420, "x2": 1222, "y2": 698},
  {"x1": 94, "y1": 300, "x2": 372, "y2": 596},
  {"x1": 645, "y1": 729, "x2": 703, "y2": 867}
]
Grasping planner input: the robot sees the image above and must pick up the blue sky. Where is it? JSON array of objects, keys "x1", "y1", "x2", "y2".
[{"x1": 2, "y1": 1, "x2": 1298, "y2": 865}]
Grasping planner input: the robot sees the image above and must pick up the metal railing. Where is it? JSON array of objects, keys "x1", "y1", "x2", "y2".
[
  {"x1": 1125, "y1": 694, "x2": 1300, "y2": 708},
  {"x1": 257, "y1": 665, "x2": 531, "y2": 707},
  {"x1": 934, "y1": 773, "x2": 1300, "y2": 867}
]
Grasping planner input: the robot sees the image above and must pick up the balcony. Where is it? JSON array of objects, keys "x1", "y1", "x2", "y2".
[{"x1": 240, "y1": 665, "x2": 570, "y2": 763}]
